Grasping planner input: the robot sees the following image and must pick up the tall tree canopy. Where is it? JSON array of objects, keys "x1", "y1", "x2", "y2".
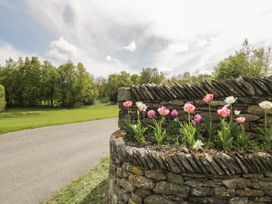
[
  {"x1": 0, "y1": 57, "x2": 97, "y2": 107},
  {"x1": 213, "y1": 39, "x2": 271, "y2": 79}
]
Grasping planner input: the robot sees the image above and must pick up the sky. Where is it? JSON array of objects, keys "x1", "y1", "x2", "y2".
[{"x1": 1, "y1": 0, "x2": 272, "y2": 77}]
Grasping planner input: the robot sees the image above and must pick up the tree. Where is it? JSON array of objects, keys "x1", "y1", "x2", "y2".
[
  {"x1": 0, "y1": 84, "x2": 6, "y2": 111},
  {"x1": 139, "y1": 68, "x2": 165, "y2": 84},
  {"x1": 40, "y1": 61, "x2": 59, "y2": 106},
  {"x1": 75, "y1": 63, "x2": 97, "y2": 105},
  {"x1": 57, "y1": 61, "x2": 78, "y2": 107},
  {"x1": 0, "y1": 58, "x2": 21, "y2": 106},
  {"x1": 213, "y1": 39, "x2": 271, "y2": 79},
  {"x1": 20, "y1": 57, "x2": 42, "y2": 106},
  {"x1": 0, "y1": 57, "x2": 98, "y2": 107},
  {"x1": 106, "y1": 71, "x2": 132, "y2": 103}
]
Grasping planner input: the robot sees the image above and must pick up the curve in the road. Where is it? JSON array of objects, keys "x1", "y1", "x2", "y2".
[{"x1": 0, "y1": 118, "x2": 118, "y2": 204}]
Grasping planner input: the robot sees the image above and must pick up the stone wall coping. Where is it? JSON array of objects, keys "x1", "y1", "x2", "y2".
[
  {"x1": 111, "y1": 130, "x2": 272, "y2": 177},
  {"x1": 117, "y1": 76, "x2": 272, "y2": 102}
]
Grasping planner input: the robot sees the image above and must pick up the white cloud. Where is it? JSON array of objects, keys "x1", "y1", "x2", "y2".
[
  {"x1": 47, "y1": 37, "x2": 78, "y2": 61},
  {"x1": 123, "y1": 40, "x2": 137, "y2": 52},
  {"x1": 4, "y1": 0, "x2": 272, "y2": 76},
  {"x1": 0, "y1": 42, "x2": 37, "y2": 65}
]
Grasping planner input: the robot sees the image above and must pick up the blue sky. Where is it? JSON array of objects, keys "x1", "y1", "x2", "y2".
[{"x1": 1, "y1": 0, "x2": 272, "y2": 76}]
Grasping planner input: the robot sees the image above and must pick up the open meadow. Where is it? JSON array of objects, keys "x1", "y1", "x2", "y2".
[{"x1": 0, "y1": 103, "x2": 118, "y2": 134}]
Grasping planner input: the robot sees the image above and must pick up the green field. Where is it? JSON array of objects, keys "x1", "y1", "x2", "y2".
[{"x1": 0, "y1": 104, "x2": 118, "y2": 134}]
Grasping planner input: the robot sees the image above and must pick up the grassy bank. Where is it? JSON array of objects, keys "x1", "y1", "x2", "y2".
[
  {"x1": 46, "y1": 157, "x2": 109, "y2": 204},
  {"x1": 0, "y1": 103, "x2": 118, "y2": 134}
]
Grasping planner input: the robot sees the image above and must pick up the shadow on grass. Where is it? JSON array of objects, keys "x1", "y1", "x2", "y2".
[{"x1": 83, "y1": 179, "x2": 109, "y2": 204}]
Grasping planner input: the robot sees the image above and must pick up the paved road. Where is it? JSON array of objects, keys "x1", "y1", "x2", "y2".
[{"x1": 0, "y1": 118, "x2": 118, "y2": 204}]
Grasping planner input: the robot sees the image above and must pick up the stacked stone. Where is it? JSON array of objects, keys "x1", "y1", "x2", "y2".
[
  {"x1": 126, "y1": 77, "x2": 272, "y2": 101},
  {"x1": 109, "y1": 131, "x2": 272, "y2": 204},
  {"x1": 117, "y1": 77, "x2": 272, "y2": 135}
]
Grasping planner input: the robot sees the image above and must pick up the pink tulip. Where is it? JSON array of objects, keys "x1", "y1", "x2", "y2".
[
  {"x1": 123, "y1": 100, "x2": 133, "y2": 108},
  {"x1": 193, "y1": 114, "x2": 202, "y2": 124},
  {"x1": 217, "y1": 107, "x2": 231, "y2": 118},
  {"x1": 158, "y1": 106, "x2": 170, "y2": 116},
  {"x1": 147, "y1": 110, "x2": 156, "y2": 118},
  {"x1": 203, "y1": 94, "x2": 214, "y2": 103},
  {"x1": 171, "y1": 109, "x2": 179, "y2": 117},
  {"x1": 236, "y1": 116, "x2": 246, "y2": 124},
  {"x1": 183, "y1": 103, "x2": 196, "y2": 113}
]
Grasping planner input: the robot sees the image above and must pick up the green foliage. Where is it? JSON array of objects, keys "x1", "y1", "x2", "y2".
[
  {"x1": 179, "y1": 123, "x2": 197, "y2": 148},
  {"x1": 0, "y1": 57, "x2": 97, "y2": 107},
  {"x1": 0, "y1": 84, "x2": 6, "y2": 111},
  {"x1": 149, "y1": 119, "x2": 167, "y2": 148},
  {"x1": 130, "y1": 120, "x2": 147, "y2": 144},
  {"x1": 97, "y1": 68, "x2": 165, "y2": 103},
  {"x1": 213, "y1": 39, "x2": 271, "y2": 79},
  {"x1": 237, "y1": 129, "x2": 250, "y2": 148},
  {"x1": 259, "y1": 126, "x2": 272, "y2": 146},
  {"x1": 217, "y1": 119, "x2": 233, "y2": 149},
  {"x1": 139, "y1": 68, "x2": 165, "y2": 84},
  {"x1": 169, "y1": 73, "x2": 212, "y2": 85},
  {"x1": 104, "y1": 71, "x2": 132, "y2": 103},
  {"x1": 122, "y1": 116, "x2": 134, "y2": 140}
]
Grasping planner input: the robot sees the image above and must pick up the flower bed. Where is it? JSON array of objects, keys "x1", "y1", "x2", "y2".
[
  {"x1": 110, "y1": 77, "x2": 272, "y2": 203},
  {"x1": 121, "y1": 94, "x2": 271, "y2": 151}
]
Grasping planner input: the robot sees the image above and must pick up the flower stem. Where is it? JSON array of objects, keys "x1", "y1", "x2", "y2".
[
  {"x1": 188, "y1": 113, "x2": 191, "y2": 124},
  {"x1": 127, "y1": 108, "x2": 131, "y2": 122},
  {"x1": 264, "y1": 110, "x2": 267, "y2": 135},
  {"x1": 208, "y1": 103, "x2": 212, "y2": 140},
  {"x1": 230, "y1": 105, "x2": 233, "y2": 124}
]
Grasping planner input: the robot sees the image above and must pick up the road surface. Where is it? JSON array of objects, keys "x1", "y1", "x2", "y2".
[{"x1": 0, "y1": 118, "x2": 118, "y2": 204}]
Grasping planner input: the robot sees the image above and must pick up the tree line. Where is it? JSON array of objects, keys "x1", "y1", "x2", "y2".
[
  {"x1": 0, "y1": 39, "x2": 271, "y2": 107},
  {"x1": 0, "y1": 57, "x2": 97, "y2": 107},
  {"x1": 97, "y1": 39, "x2": 271, "y2": 103}
]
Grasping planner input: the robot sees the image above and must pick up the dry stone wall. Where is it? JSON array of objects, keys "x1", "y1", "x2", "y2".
[
  {"x1": 117, "y1": 77, "x2": 272, "y2": 135},
  {"x1": 109, "y1": 131, "x2": 272, "y2": 204},
  {"x1": 110, "y1": 77, "x2": 272, "y2": 203}
]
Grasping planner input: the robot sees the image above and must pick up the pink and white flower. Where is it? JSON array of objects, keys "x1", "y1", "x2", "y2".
[
  {"x1": 123, "y1": 100, "x2": 133, "y2": 108},
  {"x1": 170, "y1": 109, "x2": 179, "y2": 117},
  {"x1": 236, "y1": 116, "x2": 246, "y2": 124},
  {"x1": 158, "y1": 106, "x2": 170, "y2": 116},
  {"x1": 193, "y1": 114, "x2": 202, "y2": 124},
  {"x1": 224, "y1": 96, "x2": 237, "y2": 105},
  {"x1": 259, "y1": 101, "x2": 272, "y2": 110},
  {"x1": 183, "y1": 103, "x2": 195, "y2": 113},
  {"x1": 217, "y1": 107, "x2": 231, "y2": 118},
  {"x1": 203, "y1": 94, "x2": 214, "y2": 103},
  {"x1": 136, "y1": 102, "x2": 147, "y2": 112},
  {"x1": 147, "y1": 110, "x2": 156, "y2": 119}
]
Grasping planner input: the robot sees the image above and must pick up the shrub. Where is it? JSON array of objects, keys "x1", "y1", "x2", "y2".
[{"x1": 0, "y1": 84, "x2": 6, "y2": 111}]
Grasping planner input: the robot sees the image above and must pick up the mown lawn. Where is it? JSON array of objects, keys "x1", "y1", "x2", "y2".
[
  {"x1": 0, "y1": 103, "x2": 118, "y2": 134},
  {"x1": 46, "y1": 157, "x2": 109, "y2": 204}
]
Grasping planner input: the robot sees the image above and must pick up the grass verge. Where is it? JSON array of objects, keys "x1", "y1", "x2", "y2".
[
  {"x1": 46, "y1": 157, "x2": 109, "y2": 204},
  {"x1": 0, "y1": 103, "x2": 118, "y2": 134}
]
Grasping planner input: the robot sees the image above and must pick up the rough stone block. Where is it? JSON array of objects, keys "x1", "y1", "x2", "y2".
[
  {"x1": 144, "y1": 195, "x2": 178, "y2": 204},
  {"x1": 128, "y1": 175, "x2": 154, "y2": 190},
  {"x1": 153, "y1": 181, "x2": 188, "y2": 197},
  {"x1": 223, "y1": 178, "x2": 251, "y2": 189},
  {"x1": 145, "y1": 170, "x2": 166, "y2": 181}
]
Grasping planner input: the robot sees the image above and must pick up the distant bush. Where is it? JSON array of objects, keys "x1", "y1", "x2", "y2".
[{"x1": 0, "y1": 84, "x2": 6, "y2": 111}]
